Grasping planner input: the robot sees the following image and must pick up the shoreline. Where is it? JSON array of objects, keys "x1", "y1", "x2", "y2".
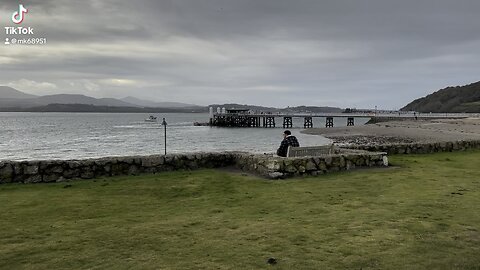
[{"x1": 301, "y1": 118, "x2": 480, "y2": 146}]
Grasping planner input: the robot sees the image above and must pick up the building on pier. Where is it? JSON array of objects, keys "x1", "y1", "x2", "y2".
[{"x1": 209, "y1": 107, "x2": 347, "y2": 128}]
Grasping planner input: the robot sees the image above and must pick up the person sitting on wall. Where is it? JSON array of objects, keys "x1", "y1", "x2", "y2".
[{"x1": 277, "y1": 130, "x2": 300, "y2": 157}]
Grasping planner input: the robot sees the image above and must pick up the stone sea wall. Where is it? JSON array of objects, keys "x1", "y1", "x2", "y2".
[
  {"x1": 0, "y1": 153, "x2": 237, "y2": 184},
  {"x1": 2, "y1": 139, "x2": 478, "y2": 184},
  {"x1": 0, "y1": 150, "x2": 388, "y2": 183},
  {"x1": 347, "y1": 140, "x2": 480, "y2": 155}
]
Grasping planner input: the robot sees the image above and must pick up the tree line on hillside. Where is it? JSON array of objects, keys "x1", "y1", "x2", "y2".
[{"x1": 402, "y1": 81, "x2": 480, "y2": 113}]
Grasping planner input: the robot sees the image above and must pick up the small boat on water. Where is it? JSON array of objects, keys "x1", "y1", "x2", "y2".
[{"x1": 145, "y1": 115, "x2": 158, "y2": 122}]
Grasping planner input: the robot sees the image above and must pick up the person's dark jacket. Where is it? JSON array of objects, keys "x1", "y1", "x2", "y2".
[{"x1": 277, "y1": 135, "x2": 300, "y2": 157}]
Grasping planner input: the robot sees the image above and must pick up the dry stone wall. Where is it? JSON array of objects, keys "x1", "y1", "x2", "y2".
[
  {"x1": 0, "y1": 150, "x2": 388, "y2": 183},
  {"x1": 0, "y1": 153, "x2": 237, "y2": 184},
  {"x1": 3, "y1": 139, "x2": 478, "y2": 184},
  {"x1": 235, "y1": 150, "x2": 387, "y2": 179},
  {"x1": 347, "y1": 140, "x2": 480, "y2": 155}
]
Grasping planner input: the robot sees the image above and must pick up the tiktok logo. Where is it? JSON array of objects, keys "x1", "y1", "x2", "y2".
[{"x1": 12, "y1": 4, "x2": 28, "y2": 24}]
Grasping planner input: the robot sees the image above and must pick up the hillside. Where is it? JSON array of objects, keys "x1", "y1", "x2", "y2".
[
  {"x1": 209, "y1": 104, "x2": 343, "y2": 113},
  {"x1": 0, "y1": 86, "x2": 38, "y2": 99},
  {"x1": 402, "y1": 81, "x2": 480, "y2": 113},
  {"x1": 0, "y1": 86, "x2": 201, "y2": 110},
  {"x1": 283, "y1": 106, "x2": 343, "y2": 113},
  {"x1": 0, "y1": 86, "x2": 342, "y2": 113},
  {"x1": 35, "y1": 94, "x2": 138, "y2": 107},
  {"x1": 1, "y1": 103, "x2": 207, "y2": 113},
  {"x1": 121, "y1": 96, "x2": 198, "y2": 108}
]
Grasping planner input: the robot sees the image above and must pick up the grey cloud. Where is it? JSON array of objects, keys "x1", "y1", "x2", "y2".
[{"x1": 1, "y1": 0, "x2": 480, "y2": 108}]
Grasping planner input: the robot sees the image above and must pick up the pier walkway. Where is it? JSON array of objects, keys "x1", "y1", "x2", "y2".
[{"x1": 209, "y1": 108, "x2": 472, "y2": 128}]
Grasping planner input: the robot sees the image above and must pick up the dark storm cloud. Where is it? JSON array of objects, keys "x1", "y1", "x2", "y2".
[{"x1": 1, "y1": 0, "x2": 480, "y2": 107}]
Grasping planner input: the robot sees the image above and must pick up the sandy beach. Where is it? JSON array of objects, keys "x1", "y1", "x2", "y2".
[{"x1": 302, "y1": 118, "x2": 480, "y2": 145}]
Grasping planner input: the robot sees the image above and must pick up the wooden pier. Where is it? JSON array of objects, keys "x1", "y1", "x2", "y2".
[
  {"x1": 209, "y1": 109, "x2": 364, "y2": 128},
  {"x1": 208, "y1": 108, "x2": 472, "y2": 128}
]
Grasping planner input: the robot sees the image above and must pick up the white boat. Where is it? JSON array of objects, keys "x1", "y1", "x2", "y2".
[{"x1": 145, "y1": 115, "x2": 158, "y2": 122}]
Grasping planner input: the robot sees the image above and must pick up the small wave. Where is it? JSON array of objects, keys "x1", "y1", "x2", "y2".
[
  {"x1": 113, "y1": 125, "x2": 138, "y2": 128},
  {"x1": 114, "y1": 125, "x2": 162, "y2": 129},
  {"x1": 169, "y1": 122, "x2": 194, "y2": 126},
  {"x1": 33, "y1": 148, "x2": 50, "y2": 151}
]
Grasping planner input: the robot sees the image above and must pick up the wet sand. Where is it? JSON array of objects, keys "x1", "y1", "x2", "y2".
[{"x1": 302, "y1": 118, "x2": 480, "y2": 145}]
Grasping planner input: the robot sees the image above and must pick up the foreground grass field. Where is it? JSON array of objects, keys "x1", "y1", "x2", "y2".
[{"x1": 1, "y1": 151, "x2": 480, "y2": 269}]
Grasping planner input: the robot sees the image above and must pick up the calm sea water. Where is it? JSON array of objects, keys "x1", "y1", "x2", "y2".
[{"x1": 0, "y1": 113, "x2": 369, "y2": 161}]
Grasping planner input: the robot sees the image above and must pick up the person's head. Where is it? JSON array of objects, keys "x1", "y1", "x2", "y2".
[{"x1": 283, "y1": 130, "x2": 291, "y2": 138}]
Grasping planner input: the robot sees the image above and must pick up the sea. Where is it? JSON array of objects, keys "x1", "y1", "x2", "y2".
[{"x1": 0, "y1": 112, "x2": 370, "y2": 161}]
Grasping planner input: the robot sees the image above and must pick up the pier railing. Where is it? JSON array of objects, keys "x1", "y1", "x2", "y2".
[{"x1": 209, "y1": 112, "x2": 475, "y2": 128}]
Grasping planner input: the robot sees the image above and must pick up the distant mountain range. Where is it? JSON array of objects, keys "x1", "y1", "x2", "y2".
[
  {"x1": 402, "y1": 81, "x2": 480, "y2": 113},
  {"x1": 121, "y1": 96, "x2": 198, "y2": 108},
  {"x1": 0, "y1": 86, "x2": 38, "y2": 99},
  {"x1": 0, "y1": 86, "x2": 344, "y2": 113},
  {"x1": 0, "y1": 103, "x2": 207, "y2": 113},
  {"x1": 0, "y1": 86, "x2": 202, "y2": 111},
  {"x1": 9, "y1": 82, "x2": 480, "y2": 114}
]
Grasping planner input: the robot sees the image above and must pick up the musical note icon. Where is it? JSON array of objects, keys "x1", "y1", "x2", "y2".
[{"x1": 12, "y1": 4, "x2": 28, "y2": 24}]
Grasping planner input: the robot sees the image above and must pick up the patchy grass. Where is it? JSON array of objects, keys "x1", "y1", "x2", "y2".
[{"x1": 1, "y1": 151, "x2": 480, "y2": 269}]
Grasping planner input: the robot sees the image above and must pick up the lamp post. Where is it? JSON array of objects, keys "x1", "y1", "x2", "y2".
[{"x1": 161, "y1": 118, "x2": 167, "y2": 155}]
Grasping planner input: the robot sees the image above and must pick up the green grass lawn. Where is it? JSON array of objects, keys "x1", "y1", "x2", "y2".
[{"x1": 1, "y1": 151, "x2": 480, "y2": 270}]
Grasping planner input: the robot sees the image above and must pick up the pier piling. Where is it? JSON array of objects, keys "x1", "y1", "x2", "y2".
[
  {"x1": 264, "y1": 116, "x2": 276, "y2": 128},
  {"x1": 347, "y1": 117, "x2": 355, "y2": 126},
  {"x1": 304, "y1": 117, "x2": 313, "y2": 128},
  {"x1": 326, "y1": 117, "x2": 334, "y2": 128},
  {"x1": 283, "y1": 117, "x2": 293, "y2": 128}
]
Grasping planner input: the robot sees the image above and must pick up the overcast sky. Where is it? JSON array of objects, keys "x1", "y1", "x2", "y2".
[{"x1": 1, "y1": 0, "x2": 480, "y2": 109}]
